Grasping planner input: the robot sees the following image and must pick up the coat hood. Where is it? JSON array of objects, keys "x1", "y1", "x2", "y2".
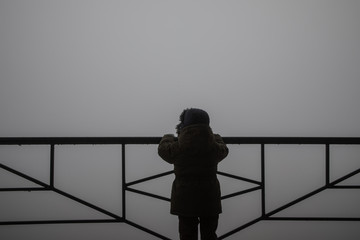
[{"x1": 176, "y1": 108, "x2": 210, "y2": 134}]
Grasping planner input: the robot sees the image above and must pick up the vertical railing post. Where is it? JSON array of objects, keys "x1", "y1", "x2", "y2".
[
  {"x1": 325, "y1": 144, "x2": 330, "y2": 187},
  {"x1": 122, "y1": 144, "x2": 126, "y2": 220},
  {"x1": 50, "y1": 144, "x2": 55, "y2": 188},
  {"x1": 261, "y1": 143, "x2": 266, "y2": 217}
]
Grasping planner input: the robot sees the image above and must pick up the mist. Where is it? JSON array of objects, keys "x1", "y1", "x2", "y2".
[{"x1": 1, "y1": 1, "x2": 360, "y2": 239}]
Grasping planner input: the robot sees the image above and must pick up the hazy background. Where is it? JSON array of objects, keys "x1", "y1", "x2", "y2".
[{"x1": 1, "y1": 0, "x2": 360, "y2": 239}]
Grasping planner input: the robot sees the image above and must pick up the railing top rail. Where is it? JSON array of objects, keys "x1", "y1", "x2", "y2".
[{"x1": 1, "y1": 137, "x2": 360, "y2": 145}]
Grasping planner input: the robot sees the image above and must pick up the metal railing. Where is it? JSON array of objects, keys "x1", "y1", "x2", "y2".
[{"x1": 0, "y1": 137, "x2": 360, "y2": 239}]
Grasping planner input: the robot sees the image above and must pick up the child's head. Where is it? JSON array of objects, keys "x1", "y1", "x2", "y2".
[{"x1": 176, "y1": 108, "x2": 210, "y2": 133}]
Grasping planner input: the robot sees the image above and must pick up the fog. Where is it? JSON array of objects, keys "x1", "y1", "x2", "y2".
[{"x1": 1, "y1": 1, "x2": 360, "y2": 239}]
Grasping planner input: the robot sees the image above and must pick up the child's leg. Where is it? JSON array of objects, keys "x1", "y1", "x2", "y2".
[
  {"x1": 199, "y1": 215, "x2": 219, "y2": 240},
  {"x1": 178, "y1": 216, "x2": 199, "y2": 240}
]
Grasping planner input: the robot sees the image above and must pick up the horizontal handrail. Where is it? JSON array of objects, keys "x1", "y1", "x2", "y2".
[{"x1": 1, "y1": 137, "x2": 360, "y2": 145}]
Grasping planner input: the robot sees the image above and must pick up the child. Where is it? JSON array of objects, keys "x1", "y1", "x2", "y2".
[{"x1": 158, "y1": 108, "x2": 228, "y2": 240}]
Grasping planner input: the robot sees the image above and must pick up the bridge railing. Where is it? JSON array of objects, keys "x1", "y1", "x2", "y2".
[{"x1": 1, "y1": 137, "x2": 360, "y2": 239}]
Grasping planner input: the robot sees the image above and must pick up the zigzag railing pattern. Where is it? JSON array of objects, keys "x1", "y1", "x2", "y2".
[{"x1": 0, "y1": 137, "x2": 360, "y2": 239}]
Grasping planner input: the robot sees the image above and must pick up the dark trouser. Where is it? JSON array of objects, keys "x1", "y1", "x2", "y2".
[{"x1": 178, "y1": 215, "x2": 219, "y2": 240}]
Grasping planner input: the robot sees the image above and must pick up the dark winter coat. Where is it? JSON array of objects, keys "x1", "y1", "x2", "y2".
[{"x1": 158, "y1": 124, "x2": 228, "y2": 216}]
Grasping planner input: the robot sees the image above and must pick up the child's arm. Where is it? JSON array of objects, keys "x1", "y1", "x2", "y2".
[
  {"x1": 214, "y1": 134, "x2": 229, "y2": 162},
  {"x1": 158, "y1": 134, "x2": 179, "y2": 164}
]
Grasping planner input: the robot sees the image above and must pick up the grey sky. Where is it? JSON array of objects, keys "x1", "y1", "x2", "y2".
[
  {"x1": 1, "y1": 1, "x2": 360, "y2": 239},
  {"x1": 1, "y1": 0, "x2": 359, "y2": 137}
]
